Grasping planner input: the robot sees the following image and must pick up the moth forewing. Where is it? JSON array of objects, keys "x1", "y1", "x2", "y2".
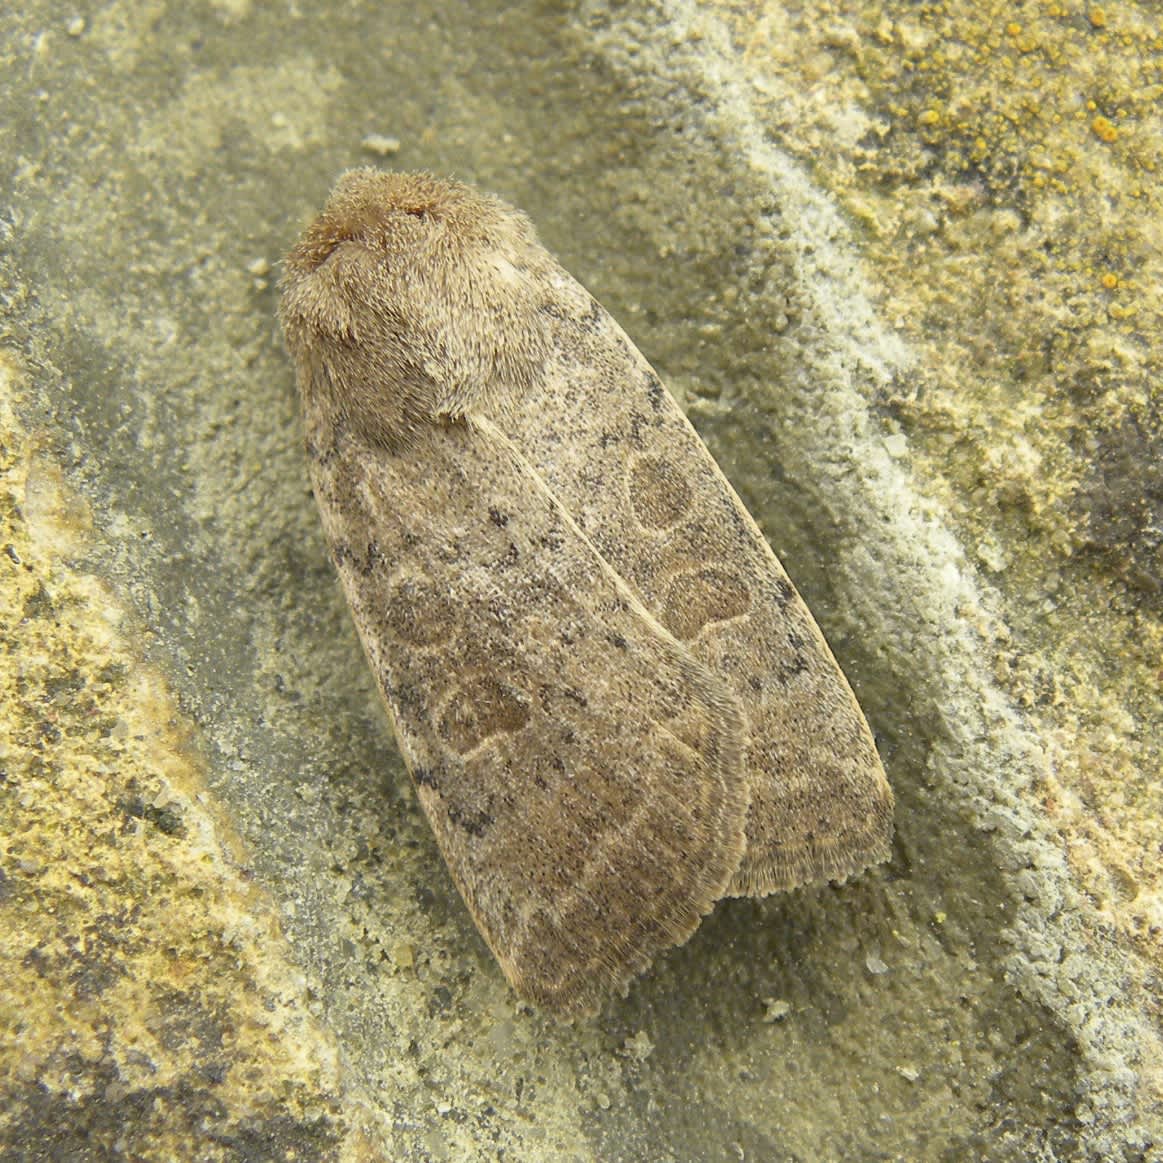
[
  {"x1": 299, "y1": 407, "x2": 748, "y2": 1018},
  {"x1": 509, "y1": 265, "x2": 894, "y2": 895}
]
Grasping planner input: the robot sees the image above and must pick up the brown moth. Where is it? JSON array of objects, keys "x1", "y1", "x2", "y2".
[{"x1": 279, "y1": 170, "x2": 893, "y2": 1019}]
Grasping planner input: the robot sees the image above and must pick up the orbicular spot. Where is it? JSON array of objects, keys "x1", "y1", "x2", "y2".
[
  {"x1": 386, "y1": 576, "x2": 457, "y2": 646},
  {"x1": 628, "y1": 454, "x2": 694, "y2": 530},
  {"x1": 659, "y1": 568, "x2": 751, "y2": 640},
  {"x1": 438, "y1": 675, "x2": 531, "y2": 755}
]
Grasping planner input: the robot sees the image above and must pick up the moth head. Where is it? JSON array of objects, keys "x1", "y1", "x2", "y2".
[{"x1": 280, "y1": 169, "x2": 551, "y2": 447}]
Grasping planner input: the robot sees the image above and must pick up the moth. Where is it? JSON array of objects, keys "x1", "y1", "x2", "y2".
[{"x1": 279, "y1": 170, "x2": 893, "y2": 1019}]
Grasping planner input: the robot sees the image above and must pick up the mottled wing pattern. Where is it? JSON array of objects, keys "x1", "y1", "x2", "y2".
[
  {"x1": 305, "y1": 414, "x2": 748, "y2": 1017},
  {"x1": 510, "y1": 270, "x2": 893, "y2": 895}
]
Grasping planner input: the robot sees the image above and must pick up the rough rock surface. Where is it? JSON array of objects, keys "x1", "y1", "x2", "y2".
[{"x1": 1, "y1": 2, "x2": 1158, "y2": 1159}]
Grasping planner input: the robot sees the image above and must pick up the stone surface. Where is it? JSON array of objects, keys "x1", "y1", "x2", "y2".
[{"x1": 0, "y1": 1, "x2": 1158, "y2": 1159}]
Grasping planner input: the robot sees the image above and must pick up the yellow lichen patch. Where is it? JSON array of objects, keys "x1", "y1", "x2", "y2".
[
  {"x1": 0, "y1": 358, "x2": 383, "y2": 1156},
  {"x1": 1091, "y1": 114, "x2": 1119, "y2": 143}
]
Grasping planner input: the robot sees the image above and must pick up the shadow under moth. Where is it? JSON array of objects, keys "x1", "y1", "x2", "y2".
[{"x1": 279, "y1": 170, "x2": 893, "y2": 1019}]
